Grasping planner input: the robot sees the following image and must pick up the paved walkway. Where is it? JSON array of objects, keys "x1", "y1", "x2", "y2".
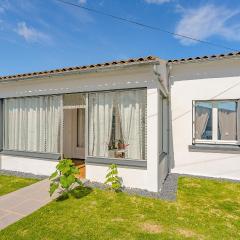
[{"x1": 0, "y1": 179, "x2": 56, "y2": 230}]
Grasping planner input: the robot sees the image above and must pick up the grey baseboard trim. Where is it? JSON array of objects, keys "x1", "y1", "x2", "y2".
[
  {"x1": 189, "y1": 144, "x2": 240, "y2": 154},
  {"x1": 0, "y1": 150, "x2": 61, "y2": 161},
  {"x1": 86, "y1": 157, "x2": 147, "y2": 169}
]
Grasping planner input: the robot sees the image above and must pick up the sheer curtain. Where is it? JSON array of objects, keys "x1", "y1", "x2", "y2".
[
  {"x1": 218, "y1": 109, "x2": 237, "y2": 140},
  {"x1": 117, "y1": 90, "x2": 146, "y2": 159},
  {"x1": 4, "y1": 95, "x2": 62, "y2": 153},
  {"x1": 77, "y1": 109, "x2": 85, "y2": 148},
  {"x1": 88, "y1": 92, "x2": 114, "y2": 157},
  {"x1": 195, "y1": 106, "x2": 211, "y2": 139}
]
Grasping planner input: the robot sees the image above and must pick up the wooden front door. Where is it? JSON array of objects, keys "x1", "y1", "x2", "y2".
[{"x1": 63, "y1": 108, "x2": 85, "y2": 159}]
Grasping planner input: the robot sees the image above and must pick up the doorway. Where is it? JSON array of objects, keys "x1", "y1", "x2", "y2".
[
  {"x1": 63, "y1": 108, "x2": 85, "y2": 159},
  {"x1": 63, "y1": 93, "x2": 86, "y2": 178}
]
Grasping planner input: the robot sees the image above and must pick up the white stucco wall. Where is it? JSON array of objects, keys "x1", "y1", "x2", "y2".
[
  {"x1": 170, "y1": 57, "x2": 240, "y2": 180},
  {"x1": 0, "y1": 155, "x2": 57, "y2": 176},
  {"x1": 86, "y1": 164, "x2": 148, "y2": 189}
]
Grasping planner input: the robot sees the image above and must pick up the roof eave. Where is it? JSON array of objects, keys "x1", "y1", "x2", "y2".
[{"x1": 0, "y1": 59, "x2": 161, "y2": 83}]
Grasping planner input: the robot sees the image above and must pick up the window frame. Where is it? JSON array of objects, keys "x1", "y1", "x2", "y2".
[
  {"x1": 87, "y1": 88, "x2": 147, "y2": 160},
  {"x1": 193, "y1": 99, "x2": 240, "y2": 145}
]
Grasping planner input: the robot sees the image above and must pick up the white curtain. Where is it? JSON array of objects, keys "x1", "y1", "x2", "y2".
[
  {"x1": 195, "y1": 106, "x2": 211, "y2": 139},
  {"x1": 4, "y1": 95, "x2": 62, "y2": 153},
  {"x1": 77, "y1": 108, "x2": 85, "y2": 148},
  {"x1": 117, "y1": 90, "x2": 146, "y2": 159},
  {"x1": 218, "y1": 109, "x2": 237, "y2": 140},
  {"x1": 88, "y1": 92, "x2": 114, "y2": 157}
]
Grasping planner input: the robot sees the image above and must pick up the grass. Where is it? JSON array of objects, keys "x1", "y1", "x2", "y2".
[
  {"x1": 1, "y1": 177, "x2": 240, "y2": 240},
  {"x1": 0, "y1": 174, "x2": 39, "y2": 196}
]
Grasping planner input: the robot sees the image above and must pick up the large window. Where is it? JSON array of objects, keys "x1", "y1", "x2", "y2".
[
  {"x1": 88, "y1": 89, "x2": 146, "y2": 160},
  {"x1": 3, "y1": 95, "x2": 62, "y2": 153},
  {"x1": 193, "y1": 100, "x2": 240, "y2": 144}
]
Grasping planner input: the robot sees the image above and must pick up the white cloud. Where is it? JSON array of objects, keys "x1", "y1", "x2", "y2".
[
  {"x1": 16, "y1": 22, "x2": 51, "y2": 43},
  {"x1": 78, "y1": 0, "x2": 87, "y2": 4},
  {"x1": 175, "y1": 4, "x2": 240, "y2": 45},
  {"x1": 144, "y1": 0, "x2": 172, "y2": 4},
  {"x1": 0, "y1": 0, "x2": 10, "y2": 13}
]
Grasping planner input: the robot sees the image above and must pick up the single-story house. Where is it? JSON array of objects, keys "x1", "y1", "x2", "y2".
[{"x1": 0, "y1": 52, "x2": 239, "y2": 192}]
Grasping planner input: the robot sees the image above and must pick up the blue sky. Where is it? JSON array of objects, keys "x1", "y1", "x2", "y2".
[{"x1": 0, "y1": 0, "x2": 240, "y2": 76}]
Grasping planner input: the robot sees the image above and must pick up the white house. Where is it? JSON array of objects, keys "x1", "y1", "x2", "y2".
[{"x1": 0, "y1": 52, "x2": 239, "y2": 192}]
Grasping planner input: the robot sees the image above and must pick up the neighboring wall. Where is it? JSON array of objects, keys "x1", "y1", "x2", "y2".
[{"x1": 169, "y1": 57, "x2": 240, "y2": 180}]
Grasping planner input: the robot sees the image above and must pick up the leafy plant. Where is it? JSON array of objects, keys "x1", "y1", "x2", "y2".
[
  {"x1": 104, "y1": 164, "x2": 122, "y2": 192},
  {"x1": 49, "y1": 159, "x2": 82, "y2": 197}
]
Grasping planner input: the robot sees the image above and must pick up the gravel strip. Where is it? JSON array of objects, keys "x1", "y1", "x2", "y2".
[
  {"x1": 83, "y1": 174, "x2": 179, "y2": 201},
  {"x1": 0, "y1": 170, "x2": 47, "y2": 180},
  {"x1": 159, "y1": 173, "x2": 179, "y2": 201}
]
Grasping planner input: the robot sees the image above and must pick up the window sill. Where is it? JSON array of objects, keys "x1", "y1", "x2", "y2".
[
  {"x1": 0, "y1": 150, "x2": 61, "y2": 161},
  {"x1": 86, "y1": 156, "x2": 147, "y2": 169},
  {"x1": 189, "y1": 144, "x2": 240, "y2": 154}
]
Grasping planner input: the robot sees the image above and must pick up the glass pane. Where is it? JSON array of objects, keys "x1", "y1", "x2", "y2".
[
  {"x1": 195, "y1": 102, "x2": 212, "y2": 140},
  {"x1": 4, "y1": 96, "x2": 62, "y2": 153},
  {"x1": 218, "y1": 101, "x2": 237, "y2": 140},
  {"x1": 88, "y1": 89, "x2": 146, "y2": 160}
]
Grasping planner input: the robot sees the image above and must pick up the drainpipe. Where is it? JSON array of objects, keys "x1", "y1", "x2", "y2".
[
  {"x1": 153, "y1": 62, "x2": 172, "y2": 180},
  {"x1": 153, "y1": 63, "x2": 169, "y2": 98},
  {"x1": 166, "y1": 62, "x2": 172, "y2": 174}
]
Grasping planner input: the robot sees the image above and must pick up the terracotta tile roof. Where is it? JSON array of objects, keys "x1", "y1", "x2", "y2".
[
  {"x1": 168, "y1": 51, "x2": 240, "y2": 64},
  {"x1": 0, "y1": 56, "x2": 159, "y2": 81},
  {"x1": 1, "y1": 52, "x2": 239, "y2": 81}
]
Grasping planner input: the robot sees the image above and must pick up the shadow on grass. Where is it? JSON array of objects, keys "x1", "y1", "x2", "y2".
[{"x1": 56, "y1": 186, "x2": 93, "y2": 201}]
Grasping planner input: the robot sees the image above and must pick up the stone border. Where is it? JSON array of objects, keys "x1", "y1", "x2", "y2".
[
  {"x1": 0, "y1": 170, "x2": 47, "y2": 180},
  {"x1": 83, "y1": 174, "x2": 178, "y2": 201}
]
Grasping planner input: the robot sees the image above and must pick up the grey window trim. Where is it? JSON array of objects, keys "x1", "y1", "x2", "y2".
[
  {"x1": 189, "y1": 144, "x2": 240, "y2": 154},
  {"x1": 192, "y1": 99, "x2": 240, "y2": 145},
  {"x1": 86, "y1": 157, "x2": 147, "y2": 169},
  {"x1": 0, "y1": 150, "x2": 61, "y2": 161}
]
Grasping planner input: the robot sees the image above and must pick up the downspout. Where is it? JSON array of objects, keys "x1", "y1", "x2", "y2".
[
  {"x1": 153, "y1": 64, "x2": 169, "y2": 98},
  {"x1": 166, "y1": 62, "x2": 172, "y2": 173},
  {"x1": 153, "y1": 62, "x2": 170, "y2": 189}
]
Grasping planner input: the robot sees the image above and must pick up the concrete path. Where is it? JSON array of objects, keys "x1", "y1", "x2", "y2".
[{"x1": 0, "y1": 179, "x2": 56, "y2": 230}]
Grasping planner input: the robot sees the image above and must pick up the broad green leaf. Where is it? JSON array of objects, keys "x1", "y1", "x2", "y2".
[
  {"x1": 49, "y1": 182, "x2": 59, "y2": 196},
  {"x1": 49, "y1": 171, "x2": 58, "y2": 180}
]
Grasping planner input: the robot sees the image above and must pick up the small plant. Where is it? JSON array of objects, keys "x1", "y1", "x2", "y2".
[
  {"x1": 105, "y1": 164, "x2": 122, "y2": 192},
  {"x1": 49, "y1": 159, "x2": 82, "y2": 197}
]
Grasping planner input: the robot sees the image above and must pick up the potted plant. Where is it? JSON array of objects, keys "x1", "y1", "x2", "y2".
[{"x1": 117, "y1": 139, "x2": 124, "y2": 149}]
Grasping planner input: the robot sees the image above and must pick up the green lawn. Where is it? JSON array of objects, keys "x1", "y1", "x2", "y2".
[
  {"x1": 0, "y1": 174, "x2": 39, "y2": 196},
  {"x1": 1, "y1": 177, "x2": 240, "y2": 240}
]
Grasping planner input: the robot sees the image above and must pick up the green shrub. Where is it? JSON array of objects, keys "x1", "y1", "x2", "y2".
[
  {"x1": 49, "y1": 159, "x2": 82, "y2": 197},
  {"x1": 104, "y1": 164, "x2": 122, "y2": 192}
]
